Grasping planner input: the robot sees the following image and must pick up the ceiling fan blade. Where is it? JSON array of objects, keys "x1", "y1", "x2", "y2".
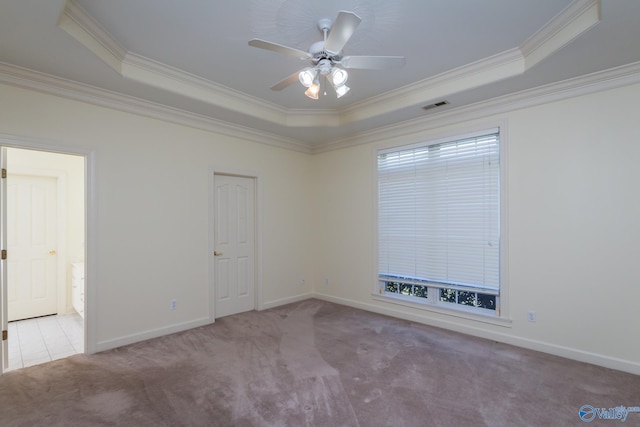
[
  {"x1": 324, "y1": 11, "x2": 361, "y2": 55},
  {"x1": 270, "y1": 71, "x2": 301, "y2": 91},
  {"x1": 248, "y1": 39, "x2": 312, "y2": 60},
  {"x1": 341, "y1": 56, "x2": 406, "y2": 69}
]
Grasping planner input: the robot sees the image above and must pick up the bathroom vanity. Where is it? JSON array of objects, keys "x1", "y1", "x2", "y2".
[{"x1": 71, "y1": 262, "x2": 85, "y2": 318}]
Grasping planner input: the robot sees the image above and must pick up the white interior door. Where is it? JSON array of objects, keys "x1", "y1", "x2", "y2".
[
  {"x1": 214, "y1": 174, "x2": 255, "y2": 318},
  {"x1": 7, "y1": 174, "x2": 58, "y2": 321}
]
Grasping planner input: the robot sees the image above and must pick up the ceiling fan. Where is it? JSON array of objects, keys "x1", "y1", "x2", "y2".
[{"x1": 248, "y1": 11, "x2": 405, "y2": 99}]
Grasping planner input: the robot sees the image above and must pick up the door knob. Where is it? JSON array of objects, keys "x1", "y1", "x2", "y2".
[
  {"x1": 214, "y1": 251, "x2": 223, "y2": 256},
  {"x1": 49, "y1": 249, "x2": 57, "y2": 255}
]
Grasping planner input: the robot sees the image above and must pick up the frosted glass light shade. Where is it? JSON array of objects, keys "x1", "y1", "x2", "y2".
[
  {"x1": 304, "y1": 82, "x2": 320, "y2": 99},
  {"x1": 335, "y1": 84, "x2": 350, "y2": 98},
  {"x1": 331, "y1": 67, "x2": 348, "y2": 86},
  {"x1": 298, "y1": 68, "x2": 317, "y2": 87}
]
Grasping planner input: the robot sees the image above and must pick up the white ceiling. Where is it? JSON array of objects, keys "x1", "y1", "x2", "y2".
[{"x1": 1, "y1": 0, "x2": 639, "y2": 150}]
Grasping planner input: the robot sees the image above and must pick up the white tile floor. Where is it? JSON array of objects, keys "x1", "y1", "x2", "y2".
[{"x1": 6, "y1": 313, "x2": 84, "y2": 371}]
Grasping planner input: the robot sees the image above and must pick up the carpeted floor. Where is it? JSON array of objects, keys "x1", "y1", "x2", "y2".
[{"x1": 1, "y1": 299, "x2": 638, "y2": 426}]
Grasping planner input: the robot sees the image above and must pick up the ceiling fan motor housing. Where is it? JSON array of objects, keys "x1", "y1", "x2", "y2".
[
  {"x1": 309, "y1": 18, "x2": 342, "y2": 64},
  {"x1": 317, "y1": 59, "x2": 333, "y2": 75},
  {"x1": 309, "y1": 40, "x2": 339, "y2": 63}
]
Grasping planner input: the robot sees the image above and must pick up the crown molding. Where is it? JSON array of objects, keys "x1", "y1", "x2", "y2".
[
  {"x1": 120, "y1": 52, "x2": 289, "y2": 126},
  {"x1": 57, "y1": 0, "x2": 336, "y2": 129},
  {"x1": 0, "y1": 62, "x2": 312, "y2": 154},
  {"x1": 285, "y1": 108, "x2": 340, "y2": 127},
  {"x1": 124, "y1": 54, "x2": 342, "y2": 128},
  {"x1": 2, "y1": 59, "x2": 639, "y2": 156},
  {"x1": 313, "y1": 60, "x2": 640, "y2": 154},
  {"x1": 57, "y1": 0, "x2": 126, "y2": 72},
  {"x1": 338, "y1": 48, "x2": 525, "y2": 125},
  {"x1": 338, "y1": 0, "x2": 601, "y2": 125},
  {"x1": 56, "y1": 0, "x2": 600, "y2": 131},
  {"x1": 521, "y1": 0, "x2": 601, "y2": 70},
  {"x1": 2, "y1": 0, "x2": 613, "y2": 155}
]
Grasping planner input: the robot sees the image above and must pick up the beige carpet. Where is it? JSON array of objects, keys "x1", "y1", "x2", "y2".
[{"x1": 1, "y1": 299, "x2": 638, "y2": 426}]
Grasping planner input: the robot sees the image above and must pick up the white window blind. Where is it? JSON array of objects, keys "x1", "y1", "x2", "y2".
[{"x1": 378, "y1": 131, "x2": 500, "y2": 292}]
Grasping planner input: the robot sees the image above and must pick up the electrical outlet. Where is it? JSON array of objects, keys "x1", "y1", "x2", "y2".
[
  {"x1": 300, "y1": 277, "x2": 305, "y2": 286},
  {"x1": 170, "y1": 299, "x2": 177, "y2": 311},
  {"x1": 325, "y1": 277, "x2": 330, "y2": 286},
  {"x1": 527, "y1": 311, "x2": 537, "y2": 322}
]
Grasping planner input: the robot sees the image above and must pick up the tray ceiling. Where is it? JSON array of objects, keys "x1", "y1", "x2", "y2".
[{"x1": 1, "y1": 0, "x2": 640, "y2": 150}]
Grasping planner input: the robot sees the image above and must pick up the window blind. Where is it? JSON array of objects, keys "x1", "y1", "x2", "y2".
[{"x1": 378, "y1": 131, "x2": 500, "y2": 291}]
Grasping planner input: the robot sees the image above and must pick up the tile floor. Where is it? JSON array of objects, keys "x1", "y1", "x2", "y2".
[{"x1": 6, "y1": 313, "x2": 84, "y2": 371}]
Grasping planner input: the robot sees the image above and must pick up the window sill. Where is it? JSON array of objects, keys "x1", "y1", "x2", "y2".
[{"x1": 371, "y1": 293, "x2": 512, "y2": 328}]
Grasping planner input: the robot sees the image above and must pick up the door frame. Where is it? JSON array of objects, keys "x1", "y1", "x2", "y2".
[
  {"x1": 8, "y1": 168, "x2": 68, "y2": 319},
  {"x1": 0, "y1": 134, "x2": 96, "y2": 374},
  {"x1": 208, "y1": 168, "x2": 262, "y2": 321}
]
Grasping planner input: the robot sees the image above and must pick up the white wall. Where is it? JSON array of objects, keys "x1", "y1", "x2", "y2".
[
  {"x1": 0, "y1": 83, "x2": 313, "y2": 352},
  {"x1": 311, "y1": 82, "x2": 640, "y2": 374},
  {"x1": 2, "y1": 77, "x2": 639, "y2": 374}
]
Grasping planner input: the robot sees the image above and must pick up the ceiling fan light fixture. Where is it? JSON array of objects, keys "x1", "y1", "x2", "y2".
[
  {"x1": 331, "y1": 67, "x2": 348, "y2": 86},
  {"x1": 335, "y1": 84, "x2": 350, "y2": 98},
  {"x1": 298, "y1": 68, "x2": 317, "y2": 87},
  {"x1": 304, "y1": 81, "x2": 320, "y2": 99},
  {"x1": 248, "y1": 11, "x2": 404, "y2": 101}
]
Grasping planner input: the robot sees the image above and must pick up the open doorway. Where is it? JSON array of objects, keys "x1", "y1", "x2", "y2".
[{"x1": 3, "y1": 147, "x2": 85, "y2": 371}]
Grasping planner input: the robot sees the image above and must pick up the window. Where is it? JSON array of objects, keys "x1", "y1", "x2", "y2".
[{"x1": 377, "y1": 129, "x2": 502, "y2": 316}]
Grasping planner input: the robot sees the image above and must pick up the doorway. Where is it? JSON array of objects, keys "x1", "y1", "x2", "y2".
[
  {"x1": 1, "y1": 147, "x2": 85, "y2": 371},
  {"x1": 213, "y1": 174, "x2": 257, "y2": 318}
]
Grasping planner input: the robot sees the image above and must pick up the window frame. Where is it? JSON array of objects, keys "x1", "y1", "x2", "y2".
[{"x1": 372, "y1": 124, "x2": 510, "y2": 324}]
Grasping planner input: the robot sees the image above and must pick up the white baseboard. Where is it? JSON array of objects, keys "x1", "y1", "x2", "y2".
[
  {"x1": 311, "y1": 292, "x2": 640, "y2": 375},
  {"x1": 259, "y1": 292, "x2": 315, "y2": 310},
  {"x1": 94, "y1": 292, "x2": 640, "y2": 375},
  {"x1": 94, "y1": 293, "x2": 313, "y2": 352},
  {"x1": 94, "y1": 317, "x2": 212, "y2": 353}
]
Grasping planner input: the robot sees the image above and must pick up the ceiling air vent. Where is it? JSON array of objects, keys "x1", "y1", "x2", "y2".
[{"x1": 422, "y1": 101, "x2": 449, "y2": 111}]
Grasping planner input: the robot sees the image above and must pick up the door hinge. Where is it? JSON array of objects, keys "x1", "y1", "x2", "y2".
[
  {"x1": 1, "y1": 249, "x2": 6, "y2": 260},
  {"x1": 2, "y1": 330, "x2": 6, "y2": 341},
  {"x1": 1, "y1": 168, "x2": 5, "y2": 179}
]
